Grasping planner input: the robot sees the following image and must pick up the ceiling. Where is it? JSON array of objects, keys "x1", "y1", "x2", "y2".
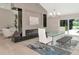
[
  {"x1": 0, "y1": 3, "x2": 79, "y2": 15},
  {"x1": 40, "y1": 3, "x2": 79, "y2": 15}
]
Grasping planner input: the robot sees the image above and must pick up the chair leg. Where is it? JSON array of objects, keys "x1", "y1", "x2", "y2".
[{"x1": 47, "y1": 41, "x2": 53, "y2": 46}]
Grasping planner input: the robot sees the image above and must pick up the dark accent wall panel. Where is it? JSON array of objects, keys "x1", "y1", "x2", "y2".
[
  {"x1": 43, "y1": 14, "x2": 47, "y2": 27},
  {"x1": 18, "y1": 8, "x2": 22, "y2": 36}
]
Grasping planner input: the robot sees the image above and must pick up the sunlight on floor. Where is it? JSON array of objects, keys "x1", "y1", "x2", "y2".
[{"x1": 65, "y1": 29, "x2": 79, "y2": 36}]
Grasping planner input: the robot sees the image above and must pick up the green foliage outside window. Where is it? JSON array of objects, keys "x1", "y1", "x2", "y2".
[{"x1": 73, "y1": 20, "x2": 79, "y2": 29}]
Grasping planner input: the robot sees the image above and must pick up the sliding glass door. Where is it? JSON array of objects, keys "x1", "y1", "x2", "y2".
[
  {"x1": 60, "y1": 19, "x2": 74, "y2": 35},
  {"x1": 60, "y1": 19, "x2": 68, "y2": 34},
  {"x1": 68, "y1": 19, "x2": 79, "y2": 35},
  {"x1": 60, "y1": 19, "x2": 79, "y2": 36}
]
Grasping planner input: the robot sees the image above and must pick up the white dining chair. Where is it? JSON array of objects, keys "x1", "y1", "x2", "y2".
[{"x1": 38, "y1": 28, "x2": 52, "y2": 45}]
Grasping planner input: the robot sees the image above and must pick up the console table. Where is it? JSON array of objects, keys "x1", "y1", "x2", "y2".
[{"x1": 25, "y1": 29, "x2": 38, "y2": 39}]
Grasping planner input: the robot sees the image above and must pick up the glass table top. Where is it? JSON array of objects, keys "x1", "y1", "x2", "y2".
[{"x1": 47, "y1": 31, "x2": 65, "y2": 37}]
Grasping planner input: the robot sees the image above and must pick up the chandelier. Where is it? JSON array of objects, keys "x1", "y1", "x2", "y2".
[{"x1": 49, "y1": 9, "x2": 61, "y2": 16}]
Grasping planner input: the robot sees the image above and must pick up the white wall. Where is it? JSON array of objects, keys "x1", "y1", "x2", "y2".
[
  {"x1": 0, "y1": 8, "x2": 14, "y2": 30},
  {"x1": 22, "y1": 10, "x2": 43, "y2": 36},
  {"x1": 13, "y1": 3, "x2": 47, "y2": 36}
]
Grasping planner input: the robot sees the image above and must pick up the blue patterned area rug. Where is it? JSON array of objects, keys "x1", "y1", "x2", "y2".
[{"x1": 27, "y1": 42, "x2": 71, "y2": 55}]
